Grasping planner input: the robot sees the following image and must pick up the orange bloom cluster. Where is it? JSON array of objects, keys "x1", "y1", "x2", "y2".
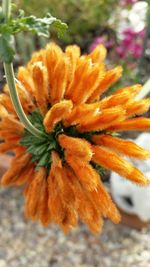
[{"x1": 0, "y1": 43, "x2": 150, "y2": 233}]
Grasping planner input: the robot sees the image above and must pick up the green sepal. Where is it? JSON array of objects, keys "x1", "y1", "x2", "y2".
[
  {"x1": 27, "y1": 144, "x2": 47, "y2": 156},
  {"x1": 35, "y1": 152, "x2": 52, "y2": 171},
  {"x1": 20, "y1": 110, "x2": 60, "y2": 170}
]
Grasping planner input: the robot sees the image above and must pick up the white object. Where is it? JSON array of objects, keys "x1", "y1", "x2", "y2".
[{"x1": 110, "y1": 133, "x2": 150, "y2": 222}]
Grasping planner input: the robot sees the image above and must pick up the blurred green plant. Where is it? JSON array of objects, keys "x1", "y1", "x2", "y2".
[{"x1": 18, "y1": 0, "x2": 118, "y2": 46}]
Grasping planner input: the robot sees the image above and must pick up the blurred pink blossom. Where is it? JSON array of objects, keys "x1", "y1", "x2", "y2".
[
  {"x1": 116, "y1": 27, "x2": 145, "y2": 59},
  {"x1": 138, "y1": 29, "x2": 146, "y2": 38},
  {"x1": 89, "y1": 36, "x2": 114, "y2": 52},
  {"x1": 116, "y1": 46, "x2": 126, "y2": 58},
  {"x1": 129, "y1": 43, "x2": 143, "y2": 58},
  {"x1": 121, "y1": 0, "x2": 137, "y2": 6},
  {"x1": 106, "y1": 40, "x2": 114, "y2": 49},
  {"x1": 89, "y1": 37, "x2": 105, "y2": 52},
  {"x1": 123, "y1": 28, "x2": 136, "y2": 37}
]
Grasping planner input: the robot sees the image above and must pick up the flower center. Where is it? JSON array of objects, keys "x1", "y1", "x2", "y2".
[
  {"x1": 20, "y1": 109, "x2": 106, "y2": 175},
  {"x1": 20, "y1": 110, "x2": 64, "y2": 170}
]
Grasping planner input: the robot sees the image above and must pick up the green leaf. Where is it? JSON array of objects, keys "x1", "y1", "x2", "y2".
[
  {"x1": 0, "y1": 12, "x2": 67, "y2": 38},
  {"x1": 23, "y1": 13, "x2": 67, "y2": 38},
  {"x1": 52, "y1": 19, "x2": 68, "y2": 38},
  {"x1": 0, "y1": 34, "x2": 15, "y2": 63}
]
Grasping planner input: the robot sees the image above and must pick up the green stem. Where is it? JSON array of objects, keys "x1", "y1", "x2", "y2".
[
  {"x1": 2, "y1": 0, "x2": 11, "y2": 21},
  {"x1": 4, "y1": 64, "x2": 46, "y2": 139},
  {"x1": 2, "y1": 0, "x2": 45, "y2": 140}
]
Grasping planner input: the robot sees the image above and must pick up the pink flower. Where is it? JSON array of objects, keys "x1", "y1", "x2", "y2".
[
  {"x1": 129, "y1": 43, "x2": 143, "y2": 58},
  {"x1": 89, "y1": 36, "x2": 114, "y2": 52},
  {"x1": 116, "y1": 26, "x2": 145, "y2": 60},
  {"x1": 89, "y1": 37, "x2": 105, "y2": 52},
  {"x1": 122, "y1": 35, "x2": 134, "y2": 46},
  {"x1": 121, "y1": 0, "x2": 137, "y2": 6},
  {"x1": 105, "y1": 40, "x2": 114, "y2": 49},
  {"x1": 123, "y1": 28, "x2": 136, "y2": 38},
  {"x1": 94, "y1": 37, "x2": 105, "y2": 44},
  {"x1": 116, "y1": 46, "x2": 126, "y2": 58},
  {"x1": 138, "y1": 29, "x2": 146, "y2": 38}
]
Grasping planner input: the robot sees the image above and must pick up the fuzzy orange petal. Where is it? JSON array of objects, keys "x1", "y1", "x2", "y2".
[
  {"x1": 0, "y1": 141, "x2": 19, "y2": 153},
  {"x1": 92, "y1": 145, "x2": 150, "y2": 185},
  {"x1": 77, "y1": 106, "x2": 126, "y2": 132},
  {"x1": 125, "y1": 99, "x2": 150, "y2": 117},
  {"x1": 47, "y1": 172, "x2": 66, "y2": 224},
  {"x1": 0, "y1": 93, "x2": 15, "y2": 114},
  {"x1": 108, "y1": 118, "x2": 150, "y2": 132},
  {"x1": 44, "y1": 100, "x2": 73, "y2": 132},
  {"x1": 88, "y1": 44, "x2": 107, "y2": 63},
  {"x1": 64, "y1": 103, "x2": 99, "y2": 126},
  {"x1": 87, "y1": 183, "x2": 121, "y2": 224},
  {"x1": 50, "y1": 151, "x2": 75, "y2": 204},
  {"x1": 27, "y1": 49, "x2": 46, "y2": 67},
  {"x1": 17, "y1": 66, "x2": 35, "y2": 96},
  {"x1": 98, "y1": 86, "x2": 140, "y2": 110},
  {"x1": 32, "y1": 62, "x2": 49, "y2": 114},
  {"x1": 113, "y1": 84, "x2": 142, "y2": 96},
  {"x1": 25, "y1": 167, "x2": 46, "y2": 219},
  {"x1": 66, "y1": 153, "x2": 100, "y2": 191},
  {"x1": 45, "y1": 43, "x2": 63, "y2": 86},
  {"x1": 50, "y1": 156, "x2": 78, "y2": 232},
  {"x1": 15, "y1": 163, "x2": 35, "y2": 186},
  {"x1": 37, "y1": 178, "x2": 51, "y2": 226},
  {"x1": 0, "y1": 116, "x2": 23, "y2": 135},
  {"x1": 88, "y1": 66, "x2": 123, "y2": 102},
  {"x1": 50, "y1": 56, "x2": 69, "y2": 105},
  {"x1": 58, "y1": 134, "x2": 93, "y2": 161},
  {"x1": 15, "y1": 83, "x2": 35, "y2": 114},
  {"x1": 0, "y1": 104, "x2": 8, "y2": 117},
  {"x1": 66, "y1": 57, "x2": 92, "y2": 100},
  {"x1": 70, "y1": 63, "x2": 105, "y2": 104},
  {"x1": 65, "y1": 45, "x2": 81, "y2": 93},
  {"x1": 65, "y1": 165, "x2": 104, "y2": 233},
  {"x1": 1, "y1": 153, "x2": 31, "y2": 186},
  {"x1": 92, "y1": 134, "x2": 150, "y2": 160}
]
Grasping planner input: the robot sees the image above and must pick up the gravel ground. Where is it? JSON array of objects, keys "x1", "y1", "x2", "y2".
[{"x1": 0, "y1": 187, "x2": 150, "y2": 267}]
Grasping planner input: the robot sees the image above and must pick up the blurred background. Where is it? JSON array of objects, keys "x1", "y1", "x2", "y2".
[{"x1": 0, "y1": 1, "x2": 150, "y2": 267}]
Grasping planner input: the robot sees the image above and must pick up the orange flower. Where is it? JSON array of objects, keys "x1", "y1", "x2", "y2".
[{"x1": 0, "y1": 42, "x2": 150, "y2": 233}]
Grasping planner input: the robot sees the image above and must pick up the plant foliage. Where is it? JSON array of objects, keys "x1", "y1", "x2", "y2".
[{"x1": 0, "y1": 6, "x2": 67, "y2": 63}]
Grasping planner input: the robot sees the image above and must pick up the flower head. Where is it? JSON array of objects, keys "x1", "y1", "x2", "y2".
[{"x1": 0, "y1": 43, "x2": 150, "y2": 233}]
